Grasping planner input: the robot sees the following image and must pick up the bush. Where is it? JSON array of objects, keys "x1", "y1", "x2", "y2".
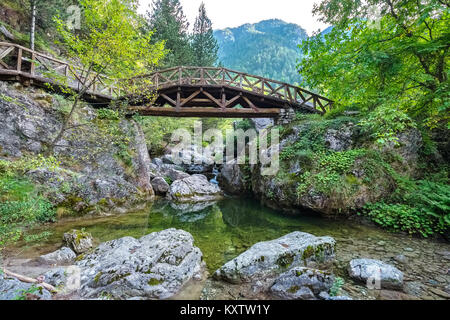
[
  {"x1": 364, "y1": 180, "x2": 450, "y2": 237},
  {"x1": 0, "y1": 175, "x2": 56, "y2": 249}
]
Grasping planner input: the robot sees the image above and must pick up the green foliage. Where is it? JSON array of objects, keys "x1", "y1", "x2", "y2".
[
  {"x1": 145, "y1": 0, "x2": 192, "y2": 67},
  {"x1": 364, "y1": 180, "x2": 450, "y2": 237},
  {"x1": 0, "y1": 155, "x2": 61, "y2": 176},
  {"x1": 299, "y1": 0, "x2": 449, "y2": 130},
  {"x1": 359, "y1": 106, "x2": 416, "y2": 146},
  {"x1": 191, "y1": 3, "x2": 218, "y2": 67},
  {"x1": 13, "y1": 284, "x2": 43, "y2": 300},
  {"x1": 54, "y1": 0, "x2": 165, "y2": 95},
  {"x1": 97, "y1": 108, "x2": 120, "y2": 120},
  {"x1": 330, "y1": 277, "x2": 344, "y2": 296},
  {"x1": 0, "y1": 175, "x2": 56, "y2": 249},
  {"x1": 215, "y1": 19, "x2": 308, "y2": 83}
]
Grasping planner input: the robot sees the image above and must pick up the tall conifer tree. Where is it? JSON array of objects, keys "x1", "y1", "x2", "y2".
[
  {"x1": 191, "y1": 2, "x2": 218, "y2": 67},
  {"x1": 146, "y1": 0, "x2": 193, "y2": 67}
]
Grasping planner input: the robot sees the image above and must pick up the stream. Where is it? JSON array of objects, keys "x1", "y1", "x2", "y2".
[{"x1": 4, "y1": 197, "x2": 450, "y2": 300}]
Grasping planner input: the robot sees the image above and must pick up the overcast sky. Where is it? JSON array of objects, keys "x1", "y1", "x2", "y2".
[{"x1": 138, "y1": 0, "x2": 329, "y2": 36}]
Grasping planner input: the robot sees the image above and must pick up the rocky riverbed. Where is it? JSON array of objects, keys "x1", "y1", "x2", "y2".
[{"x1": 2, "y1": 198, "x2": 449, "y2": 300}]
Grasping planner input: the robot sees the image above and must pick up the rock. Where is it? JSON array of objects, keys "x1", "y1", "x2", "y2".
[
  {"x1": 214, "y1": 231, "x2": 335, "y2": 284},
  {"x1": 166, "y1": 168, "x2": 190, "y2": 181},
  {"x1": 37, "y1": 247, "x2": 76, "y2": 265},
  {"x1": 393, "y1": 254, "x2": 407, "y2": 264},
  {"x1": 151, "y1": 177, "x2": 170, "y2": 195},
  {"x1": 162, "y1": 154, "x2": 174, "y2": 164},
  {"x1": 0, "y1": 82, "x2": 156, "y2": 211},
  {"x1": 348, "y1": 259, "x2": 403, "y2": 290},
  {"x1": 217, "y1": 160, "x2": 247, "y2": 195},
  {"x1": 378, "y1": 290, "x2": 419, "y2": 300},
  {"x1": 324, "y1": 124, "x2": 354, "y2": 151},
  {"x1": 327, "y1": 295, "x2": 353, "y2": 300},
  {"x1": 0, "y1": 275, "x2": 52, "y2": 300},
  {"x1": 428, "y1": 287, "x2": 450, "y2": 299},
  {"x1": 76, "y1": 228, "x2": 204, "y2": 299},
  {"x1": 131, "y1": 120, "x2": 155, "y2": 196},
  {"x1": 167, "y1": 174, "x2": 223, "y2": 202},
  {"x1": 0, "y1": 25, "x2": 14, "y2": 40},
  {"x1": 270, "y1": 267, "x2": 335, "y2": 300},
  {"x1": 251, "y1": 118, "x2": 274, "y2": 132},
  {"x1": 42, "y1": 267, "x2": 68, "y2": 287},
  {"x1": 63, "y1": 229, "x2": 93, "y2": 254},
  {"x1": 444, "y1": 284, "x2": 450, "y2": 294}
]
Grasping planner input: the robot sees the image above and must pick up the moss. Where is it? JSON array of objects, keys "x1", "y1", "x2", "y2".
[
  {"x1": 94, "y1": 272, "x2": 103, "y2": 283},
  {"x1": 75, "y1": 253, "x2": 85, "y2": 262},
  {"x1": 302, "y1": 245, "x2": 315, "y2": 260},
  {"x1": 276, "y1": 253, "x2": 295, "y2": 268},
  {"x1": 288, "y1": 285, "x2": 300, "y2": 293},
  {"x1": 148, "y1": 278, "x2": 163, "y2": 286},
  {"x1": 107, "y1": 272, "x2": 131, "y2": 284}
]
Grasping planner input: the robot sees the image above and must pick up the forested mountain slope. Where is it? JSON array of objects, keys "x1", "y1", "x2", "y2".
[{"x1": 214, "y1": 19, "x2": 308, "y2": 83}]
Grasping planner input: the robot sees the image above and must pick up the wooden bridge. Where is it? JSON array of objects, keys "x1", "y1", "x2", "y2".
[{"x1": 0, "y1": 42, "x2": 333, "y2": 118}]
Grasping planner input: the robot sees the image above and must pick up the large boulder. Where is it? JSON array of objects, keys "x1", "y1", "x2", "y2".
[
  {"x1": 63, "y1": 229, "x2": 93, "y2": 255},
  {"x1": 151, "y1": 177, "x2": 170, "y2": 195},
  {"x1": 270, "y1": 267, "x2": 335, "y2": 300},
  {"x1": 76, "y1": 228, "x2": 204, "y2": 299},
  {"x1": 348, "y1": 258, "x2": 404, "y2": 290},
  {"x1": 250, "y1": 116, "x2": 423, "y2": 217},
  {"x1": 37, "y1": 247, "x2": 76, "y2": 265},
  {"x1": 217, "y1": 160, "x2": 248, "y2": 195},
  {"x1": 167, "y1": 174, "x2": 223, "y2": 202},
  {"x1": 0, "y1": 82, "x2": 153, "y2": 212},
  {"x1": 0, "y1": 275, "x2": 52, "y2": 300},
  {"x1": 214, "y1": 232, "x2": 335, "y2": 284},
  {"x1": 166, "y1": 168, "x2": 190, "y2": 182},
  {"x1": 251, "y1": 118, "x2": 274, "y2": 132},
  {"x1": 42, "y1": 267, "x2": 68, "y2": 287}
]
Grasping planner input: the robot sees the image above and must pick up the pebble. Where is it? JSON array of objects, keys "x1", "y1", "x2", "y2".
[
  {"x1": 428, "y1": 288, "x2": 450, "y2": 299},
  {"x1": 394, "y1": 254, "x2": 407, "y2": 264}
]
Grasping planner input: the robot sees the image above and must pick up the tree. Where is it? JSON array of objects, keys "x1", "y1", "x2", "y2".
[
  {"x1": 146, "y1": 0, "x2": 193, "y2": 67},
  {"x1": 191, "y1": 2, "x2": 218, "y2": 67},
  {"x1": 50, "y1": 0, "x2": 165, "y2": 150},
  {"x1": 299, "y1": 0, "x2": 449, "y2": 130}
]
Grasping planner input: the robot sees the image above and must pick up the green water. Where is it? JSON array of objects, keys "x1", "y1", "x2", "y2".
[{"x1": 16, "y1": 197, "x2": 392, "y2": 273}]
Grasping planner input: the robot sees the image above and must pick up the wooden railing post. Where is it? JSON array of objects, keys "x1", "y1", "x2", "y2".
[
  {"x1": 16, "y1": 48, "x2": 22, "y2": 72},
  {"x1": 30, "y1": 52, "x2": 36, "y2": 75}
]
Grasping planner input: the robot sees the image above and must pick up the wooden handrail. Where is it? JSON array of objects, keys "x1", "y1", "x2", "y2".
[{"x1": 0, "y1": 41, "x2": 334, "y2": 113}]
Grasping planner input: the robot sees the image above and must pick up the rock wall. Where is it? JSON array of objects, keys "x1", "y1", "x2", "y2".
[
  {"x1": 0, "y1": 81, "x2": 154, "y2": 214},
  {"x1": 220, "y1": 115, "x2": 425, "y2": 216}
]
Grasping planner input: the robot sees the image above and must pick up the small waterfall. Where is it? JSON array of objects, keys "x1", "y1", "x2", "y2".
[{"x1": 210, "y1": 166, "x2": 219, "y2": 185}]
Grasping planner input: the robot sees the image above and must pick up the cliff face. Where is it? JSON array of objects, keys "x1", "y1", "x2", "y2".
[
  {"x1": 220, "y1": 115, "x2": 424, "y2": 217},
  {"x1": 0, "y1": 81, "x2": 154, "y2": 215}
]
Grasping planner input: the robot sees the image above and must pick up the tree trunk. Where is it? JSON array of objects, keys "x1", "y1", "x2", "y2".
[{"x1": 30, "y1": 0, "x2": 36, "y2": 51}]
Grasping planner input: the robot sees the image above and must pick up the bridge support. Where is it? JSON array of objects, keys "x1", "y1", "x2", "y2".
[{"x1": 275, "y1": 107, "x2": 296, "y2": 125}]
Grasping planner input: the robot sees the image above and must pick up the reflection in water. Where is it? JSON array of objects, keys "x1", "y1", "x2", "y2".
[{"x1": 11, "y1": 198, "x2": 448, "y2": 275}]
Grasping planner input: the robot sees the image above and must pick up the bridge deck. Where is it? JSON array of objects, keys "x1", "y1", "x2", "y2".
[{"x1": 0, "y1": 42, "x2": 333, "y2": 117}]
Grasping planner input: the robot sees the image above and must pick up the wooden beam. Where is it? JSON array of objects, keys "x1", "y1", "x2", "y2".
[
  {"x1": 129, "y1": 107, "x2": 280, "y2": 118},
  {"x1": 225, "y1": 94, "x2": 241, "y2": 108},
  {"x1": 242, "y1": 96, "x2": 259, "y2": 111},
  {"x1": 179, "y1": 90, "x2": 200, "y2": 107},
  {"x1": 160, "y1": 93, "x2": 177, "y2": 106},
  {"x1": 202, "y1": 90, "x2": 223, "y2": 108}
]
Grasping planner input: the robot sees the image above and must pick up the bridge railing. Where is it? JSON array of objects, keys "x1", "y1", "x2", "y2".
[
  {"x1": 0, "y1": 42, "x2": 120, "y2": 98},
  {"x1": 0, "y1": 42, "x2": 334, "y2": 113},
  {"x1": 143, "y1": 66, "x2": 334, "y2": 113}
]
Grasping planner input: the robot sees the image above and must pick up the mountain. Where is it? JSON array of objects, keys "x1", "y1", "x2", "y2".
[{"x1": 214, "y1": 19, "x2": 308, "y2": 84}]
